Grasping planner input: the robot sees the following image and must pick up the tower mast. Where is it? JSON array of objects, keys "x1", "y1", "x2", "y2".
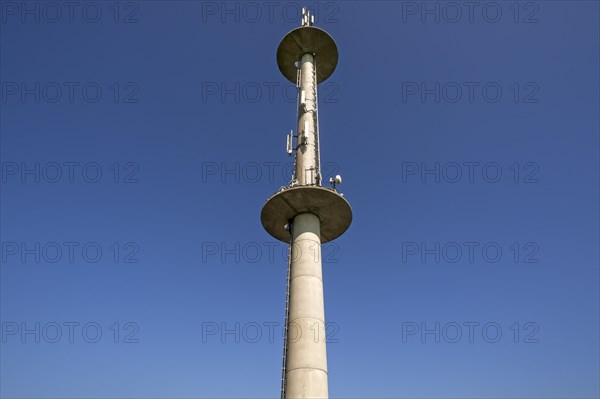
[{"x1": 261, "y1": 8, "x2": 352, "y2": 399}]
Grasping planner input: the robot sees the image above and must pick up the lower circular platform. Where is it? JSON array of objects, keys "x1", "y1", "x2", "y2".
[
  {"x1": 261, "y1": 186, "x2": 352, "y2": 243},
  {"x1": 277, "y1": 26, "x2": 338, "y2": 84}
]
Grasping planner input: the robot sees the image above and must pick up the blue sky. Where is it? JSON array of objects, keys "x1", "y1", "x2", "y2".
[{"x1": 1, "y1": 1, "x2": 598, "y2": 398}]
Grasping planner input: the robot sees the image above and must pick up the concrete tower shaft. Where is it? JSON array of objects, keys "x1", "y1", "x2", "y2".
[
  {"x1": 285, "y1": 212, "x2": 328, "y2": 397},
  {"x1": 296, "y1": 53, "x2": 320, "y2": 186}
]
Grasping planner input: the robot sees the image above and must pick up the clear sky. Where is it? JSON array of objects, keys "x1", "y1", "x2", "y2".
[{"x1": 1, "y1": 1, "x2": 599, "y2": 398}]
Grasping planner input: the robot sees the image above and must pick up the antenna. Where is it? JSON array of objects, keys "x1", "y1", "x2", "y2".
[
  {"x1": 329, "y1": 175, "x2": 342, "y2": 190},
  {"x1": 301, "y1": 7, "x2": 314, "y2": 27},
  {"x1": 286, "y1": 131, "x2": 293, "y2": 155}
]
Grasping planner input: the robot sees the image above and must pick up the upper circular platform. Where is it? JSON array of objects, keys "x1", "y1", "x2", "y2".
[
  {"x1": 276, "y1": 26, "x2": 338, "y2": 84},
  {"x1": 261, "y1": 186, "x2": 352, "y2": 244}
]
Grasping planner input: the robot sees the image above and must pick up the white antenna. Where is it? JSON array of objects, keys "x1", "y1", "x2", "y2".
[
  {"x1": 301, "y1": 7, "x2": 313, "y2": 27},
  {"x1": 286, "y1": 131, "x2": 293, "y2": 155}
]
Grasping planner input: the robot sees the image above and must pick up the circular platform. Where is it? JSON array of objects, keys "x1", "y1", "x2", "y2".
[
  {"x1": 261, "y1": 186, "x2": 352, "y2": 244},
  {"x1": 276, "y1": 26, "x2": 338, "y2": 84}
]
